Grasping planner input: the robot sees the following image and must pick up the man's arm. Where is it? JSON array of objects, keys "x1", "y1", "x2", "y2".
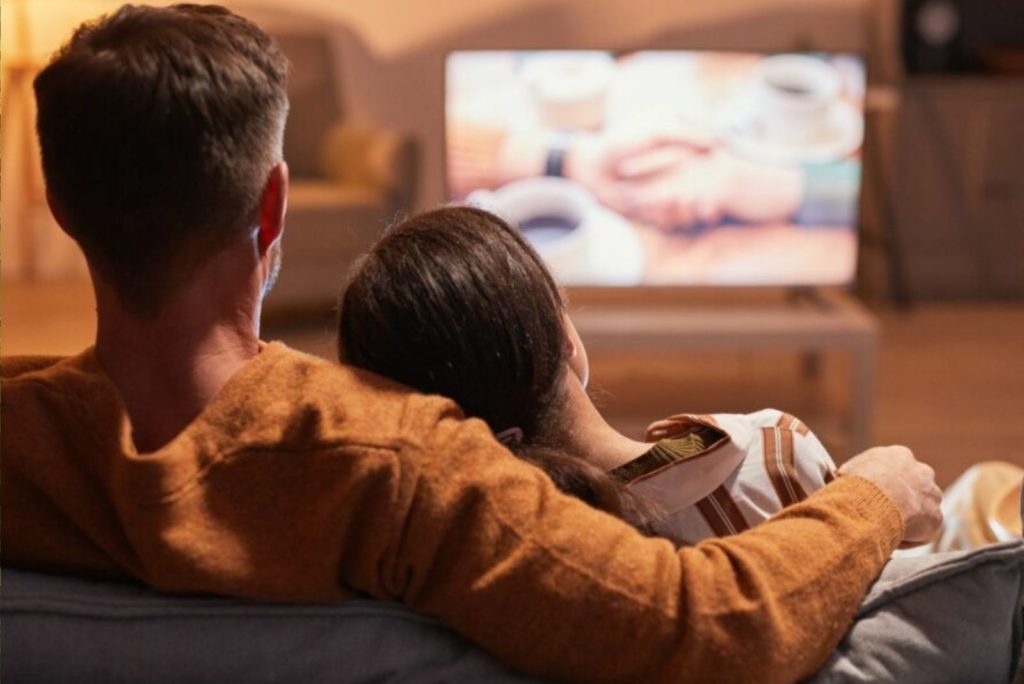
[{"x1": 369, "y1": 398, "x2": 927, "y2": 683}]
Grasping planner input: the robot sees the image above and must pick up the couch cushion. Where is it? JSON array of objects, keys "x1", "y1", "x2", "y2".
[
  {"x1": 1, "y1": 569, "x2": 543, "y2": 684},
  {"x1": 6, "y1": 543, "x2": 1023, "y2": 683},
  {"x1": 810, "y1": 540, "x2": 1024, "y2": 683}
]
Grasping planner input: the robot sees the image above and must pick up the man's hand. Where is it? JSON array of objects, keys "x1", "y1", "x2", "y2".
[
  {"x1": 567, "y1": 132, "x2": 804, "y2": 230},
  {"x1": 564, "y1": 130, "x2": 711, "y2": 221},
  {"x1": 839, "y1": 445, "x2": 943, "y2": 545}
]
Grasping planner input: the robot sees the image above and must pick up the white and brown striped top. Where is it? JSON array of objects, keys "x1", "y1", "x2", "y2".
[{"x1": 612, "y1": 409, "x2": 837, "y2": 546}]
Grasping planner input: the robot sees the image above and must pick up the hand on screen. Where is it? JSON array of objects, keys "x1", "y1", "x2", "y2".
[
  {"x1": 567, "y1": 129, "x2": 805, "y2": 231},
  {"x1": 626, "y1": 152, "x2": 806, "y2": 230},
  {"x1": 564, "y1": 130, "x2": 711, "y2": 219}
]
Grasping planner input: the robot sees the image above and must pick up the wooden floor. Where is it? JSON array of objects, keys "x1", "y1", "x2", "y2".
[{"x1": 3, "y1": 280, "x2": 1022, "y2": 486}]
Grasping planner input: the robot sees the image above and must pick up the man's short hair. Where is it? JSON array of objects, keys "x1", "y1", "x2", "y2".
[{"x1": 34, "y1": 4, "x2": 289, "y2": 314}]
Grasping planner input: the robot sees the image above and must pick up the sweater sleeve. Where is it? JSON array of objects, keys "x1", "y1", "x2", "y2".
[{"x1": 379, "y1": 398, "x2": 903, "y2": 683}]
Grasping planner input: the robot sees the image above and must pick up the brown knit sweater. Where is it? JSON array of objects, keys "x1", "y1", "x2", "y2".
[{"x1": 1, "y1": 343, "x2": 903, "y2": 683}]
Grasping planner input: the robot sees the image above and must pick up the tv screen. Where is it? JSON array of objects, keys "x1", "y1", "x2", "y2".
[{"x1": 446, "y1": 50, "x2": 866, "y2": 287}]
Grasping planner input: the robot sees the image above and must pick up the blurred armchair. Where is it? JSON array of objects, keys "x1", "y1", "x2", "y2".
[{"x1": 265, "y1": 31, "x2": 418, "y2": 316}]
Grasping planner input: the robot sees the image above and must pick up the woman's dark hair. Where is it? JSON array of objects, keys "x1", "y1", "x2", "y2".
[{"x1": 338, "y1": 206, "x2": 658, "y2": 532}]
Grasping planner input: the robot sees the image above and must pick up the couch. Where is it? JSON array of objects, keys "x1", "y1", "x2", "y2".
[
  {"x1": 5, "y1": 541, "x2": 1023, "y2": 683},
  {"x1": 0, "y1": 568, "x2": 538, "y2": 683}
]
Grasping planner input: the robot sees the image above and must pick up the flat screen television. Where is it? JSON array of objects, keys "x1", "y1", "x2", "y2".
[{"x1": 445, "y1": 50, "x2": 866, "y2": 287}]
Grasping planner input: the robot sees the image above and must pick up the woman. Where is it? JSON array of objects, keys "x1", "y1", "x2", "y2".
[{"x1": 338, "y1": 206, "x2": 844, "y2": 544}]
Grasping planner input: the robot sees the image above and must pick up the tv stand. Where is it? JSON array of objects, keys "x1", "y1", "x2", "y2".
[
  {"x1": 784, "y1": 286, "x2": 833, "y2": 311},
  {"x1": 569, "y1": 288, "x2": 879, "y2": 454}
]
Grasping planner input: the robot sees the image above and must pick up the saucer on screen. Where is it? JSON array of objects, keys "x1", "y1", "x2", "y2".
[{"x1": 718, "y1": 100, "x2": 864, "y2": 165}]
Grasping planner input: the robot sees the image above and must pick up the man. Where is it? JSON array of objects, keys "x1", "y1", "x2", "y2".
[{"x1": 1, "y1": 5, "x2": 941, "y2": 682}]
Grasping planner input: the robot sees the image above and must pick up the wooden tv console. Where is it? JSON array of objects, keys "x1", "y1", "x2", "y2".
[{"x1": 568, "y1": 288, "x2": 879, "y2": 453}]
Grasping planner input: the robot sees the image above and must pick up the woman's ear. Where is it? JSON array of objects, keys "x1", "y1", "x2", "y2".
[
  {"x1": 562, "y1": 314, "x2": 590, "y2": 389},
  {"x1": 257, "y1": 161, "x2": 289, "y2": 255}
]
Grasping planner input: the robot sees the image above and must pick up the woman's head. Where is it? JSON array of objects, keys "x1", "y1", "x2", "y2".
[
  {"x1": 337, "y1": 206, "x2": 658, "y2": 530},
  {"x1": 338, "y1": 206, "x2": 571, "y2": 446}
]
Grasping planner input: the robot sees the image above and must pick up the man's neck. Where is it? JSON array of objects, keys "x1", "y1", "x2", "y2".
[
  {"x1": 549, "y1": 372, "x2": 651, "y2": 473},
  {"x1": 93, "y1": 269, "x2": 263, "y2": 454}
]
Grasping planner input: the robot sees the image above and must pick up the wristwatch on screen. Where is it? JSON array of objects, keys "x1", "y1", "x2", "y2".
[{"x1": 544, "y1": 133, "x2": 571, "y2": 178}]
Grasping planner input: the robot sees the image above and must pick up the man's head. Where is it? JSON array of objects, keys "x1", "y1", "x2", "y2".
[{"x1": 35, "y1": 4, "x2": 289, "y2": 315}]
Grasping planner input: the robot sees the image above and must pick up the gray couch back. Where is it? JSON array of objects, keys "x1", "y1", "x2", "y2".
[{"x1": 1, "y1": 569, "x2": 542, "y2": 683}]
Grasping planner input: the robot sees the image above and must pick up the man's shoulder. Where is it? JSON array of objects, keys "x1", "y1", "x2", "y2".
[
  {"x1": 1, "y1": 350, "x2": 117, "y2": 476},
  {"x1": 242, "y1": 343, "x2": 467, "y2": 451},
  {"x1": 1, "y1": 352, "x2": 101, "y2": 405},
  {"x1": 254, "y1": 342, "x2": 425, "y2": 411},
  {"x1": 2, "y1": 354, "x2": 77, "y2": 381}
]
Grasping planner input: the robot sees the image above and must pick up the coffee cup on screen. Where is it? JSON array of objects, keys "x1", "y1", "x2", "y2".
[
  {"x1": 466, "y1": 177, "x2": 597, "y2": 282},
  {"x1": 522, "y1": 52, "x2": 613, "y2": 131},
  {"x1": 752, "y1": 54, "x2": 841, "y2": 145}
]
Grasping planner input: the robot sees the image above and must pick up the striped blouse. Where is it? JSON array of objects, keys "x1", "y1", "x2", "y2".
[{"x1": 611, "y1": 409, "x2": 837, "y2": 546}]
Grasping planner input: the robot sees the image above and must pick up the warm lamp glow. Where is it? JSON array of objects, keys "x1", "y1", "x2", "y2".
[{"x1": 2, "y1": 1, "x2": 172, "y2": 65}]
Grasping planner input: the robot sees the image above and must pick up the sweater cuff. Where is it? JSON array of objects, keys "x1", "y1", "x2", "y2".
[{"x1": 830, "y1": 474, "x2": 906, "y2": 550}]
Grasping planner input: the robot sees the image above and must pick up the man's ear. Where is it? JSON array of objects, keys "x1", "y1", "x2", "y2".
[
  {"x1": 46, "y1": 190, "x2": 73, "y2": 237},
  {"x1": 257, "y1": 161, "x2": 288, "y2": 256}
]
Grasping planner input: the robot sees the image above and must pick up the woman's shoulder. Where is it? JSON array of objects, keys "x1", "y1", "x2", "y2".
[
  {"x1": 645, "y1": 409, "x2": 816, "y2": 447},
  {"x1": 635, "y1": 408, "x2": 837, "y2": 545},
  {"x1": 640, "y1": 407, "x2": 837, "y2": 502}
]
